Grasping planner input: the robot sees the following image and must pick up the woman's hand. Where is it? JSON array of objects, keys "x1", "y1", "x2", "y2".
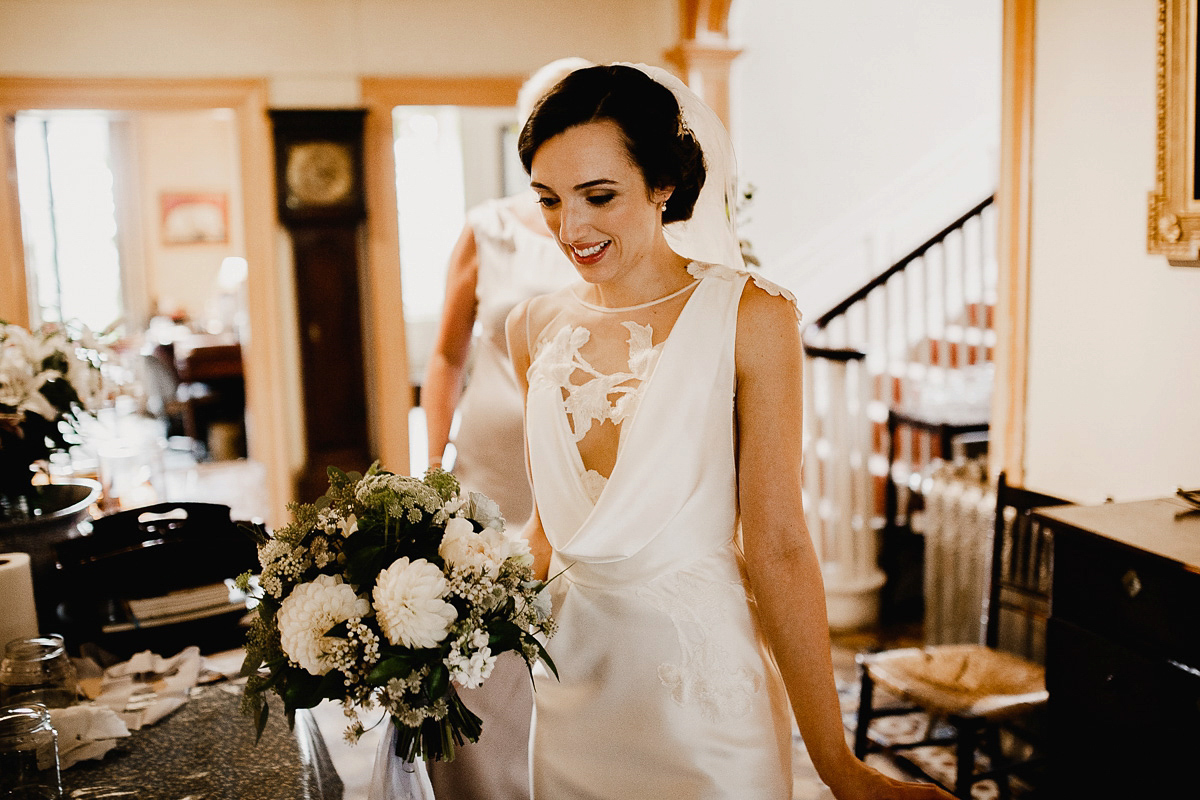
[{"x1": 830, "y1": 758, "x2": 956, "y2": 800}]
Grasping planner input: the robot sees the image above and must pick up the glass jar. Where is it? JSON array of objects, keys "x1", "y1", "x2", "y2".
[
  {"x1": 0, "y1": 636, "x2": 78, "y2": 709},
  {"x1": 0, "y1": 703, "x2": 62, "y2": 799}
]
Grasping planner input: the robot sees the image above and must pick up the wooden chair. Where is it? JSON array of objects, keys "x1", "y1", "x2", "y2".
[
  {"x1": 853, "y1": 472, "x2": 1069, "y2": 798},
  {"x1": 54, "y1": 502, "x2": 261, "y2": 660}
]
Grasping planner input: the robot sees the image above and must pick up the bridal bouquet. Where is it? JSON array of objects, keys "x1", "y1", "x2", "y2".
[{"x1": 238, "y1": 464, "x2": 556, "y2": 762}]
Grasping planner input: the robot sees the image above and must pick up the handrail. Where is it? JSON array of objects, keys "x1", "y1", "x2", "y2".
[
  {"x1": 807, "y1": 195, "x2": 995, "y2": 332},
  {"x1": 802, "y1": 344, "x2": 866, "y2": 362},
  {"x1": 798, "y1": 194, "x2": 998, "y2": 629}
]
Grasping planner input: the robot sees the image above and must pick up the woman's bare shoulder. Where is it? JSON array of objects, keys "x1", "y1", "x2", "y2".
[{"x1": 736, "y1": 278, "x2": 802, "y2": 347}]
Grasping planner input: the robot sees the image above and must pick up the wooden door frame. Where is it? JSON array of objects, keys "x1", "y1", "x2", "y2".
[
  {"x1": 359, "y1": 75, "x2": 523, "y2": 475},
  {"x1": 0, "y1": 77, "x2": 291, "y2": 523},
  {"x1": 991, "y1": 0, "x2": 1036, "y2": 485}
]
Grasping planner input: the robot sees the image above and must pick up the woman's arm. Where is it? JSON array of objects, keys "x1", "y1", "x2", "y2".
[
  {"x1": 505, "y1": 297, "x2": 553, "y2": 581},
  {"x1": 734, "y1": 284, "x2": 951, "y2": 800},
  {"x1": 423, "y1": 223, "x2": 480, "y2": 468}
]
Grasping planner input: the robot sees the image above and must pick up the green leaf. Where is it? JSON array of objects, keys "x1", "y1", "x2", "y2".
[
  {"x1": 281, "y1": 670, "x2": 322, "y2": 709},
  {"x1": 368, "y1": 654, "x2": 417, "y2": 685},
  {"x1": 532, "y1": 636, "x2": 559, "y2": 680},
  {"x1": 343, "y1": 543, "x2": 387, "y2": 587},
  {"x1": 428, "y1": 662, "x2": 449, "y2": 699},
  {"x1": 487, "y1": 619, "x2": 524, "y2": 652}
]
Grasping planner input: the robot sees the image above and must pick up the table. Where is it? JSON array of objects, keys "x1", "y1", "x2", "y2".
[
  {"x1": 1037, "y1": 497, "x2": 1200, "y2": 797},
  {"x1": 62, "y1": 685, "x2": 343, "y2": 800}
]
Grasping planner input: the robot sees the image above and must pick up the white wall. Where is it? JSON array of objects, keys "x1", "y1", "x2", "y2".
[
  {"x1": 730, "y1": 0, "x2": 1001, "y2": 316},
  {"x1": 0, "y1": 0, "x2": 676, "y2": 106},
  {"x1": 135, "y1": 110, "x2": 244, "y2": 326},
  {"x1": 1024, "y1": 0, "x2": 1200, "y2": 502}
]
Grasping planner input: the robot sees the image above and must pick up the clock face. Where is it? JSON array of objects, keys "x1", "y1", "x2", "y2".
[{"x1": 285, "y1": 141, "x2": 355, "y2": 209}]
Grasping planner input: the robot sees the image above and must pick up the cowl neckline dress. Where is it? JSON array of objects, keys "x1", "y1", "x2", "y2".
[{"x1": 524, "y1": 261, "x2": 800, "y2": 800}]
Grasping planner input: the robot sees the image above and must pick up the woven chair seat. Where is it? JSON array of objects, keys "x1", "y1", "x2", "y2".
[{"x1": 859, "y1": 644, "x2": 1047, "y2": 720}]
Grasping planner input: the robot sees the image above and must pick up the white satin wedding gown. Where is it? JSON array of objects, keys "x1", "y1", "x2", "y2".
[{"x1": 523, "y1": 261, "x2": 799, "y2": 799}]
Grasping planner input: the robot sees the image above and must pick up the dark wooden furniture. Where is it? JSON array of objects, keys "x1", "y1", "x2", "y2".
[
  {"x1": 1038, "y1": 497, "x2": 1200, "y2": 797},
  {"x1": 855, "y1": 473, "x2": 1068, "y2": 798},
  {"x1": 270, "y1": 110, "x2": 372, "y2": 502}
]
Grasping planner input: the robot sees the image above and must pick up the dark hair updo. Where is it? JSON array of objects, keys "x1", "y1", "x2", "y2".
[{"x1": 518, "y1": 64, "x2": 707, "y2": 225}]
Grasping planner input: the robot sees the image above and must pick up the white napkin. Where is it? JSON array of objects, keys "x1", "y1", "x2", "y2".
[
  {"x1": 94, "y1": 646, "x2": 202, "y2": 730},
  {"x1": 48, "y1": 705, "x2": 130, "y2": 768}
]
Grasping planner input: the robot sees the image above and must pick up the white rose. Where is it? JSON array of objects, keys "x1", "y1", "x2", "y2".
[
  {"x1": 276, "y1": 574, "x2": 371, "y2": 676},
  {"x1": 482, "y1": 528, "x2": 532, "y2": 566},
  {"x1": 373, "y1": 558, "x2": 458, "y2": 648},
  {"x1": 439, "y1": 518, "x2": 503, "y2": 578}
]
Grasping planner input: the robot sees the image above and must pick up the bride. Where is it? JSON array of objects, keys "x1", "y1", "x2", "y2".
[{"x1": 502, "y1": 64, "x2": 953, "y2": 800}]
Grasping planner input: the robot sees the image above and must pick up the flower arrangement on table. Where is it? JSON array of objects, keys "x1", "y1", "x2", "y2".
[
  {"x1": 0, "y1": 321, "x2": 112, "y2": 518},
  {"x1": 237, "y1": 464, "x2": 557, "y2": 762}
]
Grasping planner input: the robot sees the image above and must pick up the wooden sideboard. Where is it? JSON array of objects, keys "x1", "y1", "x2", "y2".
[{"x1": 1036, "y1": 497, "x2": 1200, "y2": 796}]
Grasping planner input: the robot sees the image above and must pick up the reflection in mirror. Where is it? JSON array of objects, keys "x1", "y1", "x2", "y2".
[{"x1": 391, "y1": 105, "x2": 518, "y2": 474}]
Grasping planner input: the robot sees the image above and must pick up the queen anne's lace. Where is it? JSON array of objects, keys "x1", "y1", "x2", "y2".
[{"x1": 531, "y1": 320, "x2": 664, "y2": 444}]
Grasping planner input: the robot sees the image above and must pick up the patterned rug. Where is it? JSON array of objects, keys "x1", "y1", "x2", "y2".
[{"x1": 831, "y1": 678, "x2": 1040, "y2": 800}]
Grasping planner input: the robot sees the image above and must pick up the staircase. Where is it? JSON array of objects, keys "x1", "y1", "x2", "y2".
[{"x1": 801, "y1": 196, "x2": 997, "y2": 629}]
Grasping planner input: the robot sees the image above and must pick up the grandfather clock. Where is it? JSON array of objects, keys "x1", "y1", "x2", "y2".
[{"x1": 270, "y1": 110, "x2": 372, "y2": 502}]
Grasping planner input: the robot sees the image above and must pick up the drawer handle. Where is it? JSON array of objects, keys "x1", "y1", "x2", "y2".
[{"x1": 1121, "y1": 569, "x2": 1142, "y2": 598}]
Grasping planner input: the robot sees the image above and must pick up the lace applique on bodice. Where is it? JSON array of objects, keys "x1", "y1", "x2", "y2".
[
  {"x1": 526, "y1": 277, "x2": 700, "y2": 494},
  {"x1": 532, "y1": 321, "x2": 664, "y2": 445}
]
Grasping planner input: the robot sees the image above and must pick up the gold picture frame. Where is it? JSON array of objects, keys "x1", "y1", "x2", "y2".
[{"x1": 1148, "y1": 0, "x2": 1200, "y2": 264}]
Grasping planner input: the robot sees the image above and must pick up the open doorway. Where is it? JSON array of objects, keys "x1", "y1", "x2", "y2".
[
  {"x1": 0, "y1": 78, "x2": 288, "y2": 524},
  {"x1": 14, "y1": 107, "x2": 250, "y2": 465},
  {"x1": 359, "y1": 75, "x2": 524, "y2": 478},
  {"x1": 390, "y1": 103, "x2": 519, "y2": 475}
]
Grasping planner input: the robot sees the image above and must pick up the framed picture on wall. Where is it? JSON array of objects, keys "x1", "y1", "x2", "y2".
[
  {"x1": 1148, "y1": 0, "x2": 1200, "y2": 265},
  {"x1": 160, "y1": 191, "x2": 228, "y2": 245}
]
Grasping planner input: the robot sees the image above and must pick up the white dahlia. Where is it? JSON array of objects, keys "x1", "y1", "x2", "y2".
[
  {"x1": 373, "y1": 558, "x2": 458, "y2": 648},
  {"x1": 277, "y1": 574, "x2": 371, "y2": 676}
]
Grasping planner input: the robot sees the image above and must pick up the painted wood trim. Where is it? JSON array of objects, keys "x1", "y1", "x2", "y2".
[
  {"x1": 0, "y1": 114, "x2": 29, "y2": 327},
  {"x1": 678, "y1": 0, "x2": 734, "y2": 39},
  {"x1": 669, "y1": 0, "x2": 741, "y2": 131},
  {"x1": 992, "y1": 0, "x2": 1036, "y2": 485},
  {"x1": 359, "y1": 75, "x2": 523, "y2": 476},
  {"x1": 0, "y1": 77, "x2": 291, "y2": 524}
]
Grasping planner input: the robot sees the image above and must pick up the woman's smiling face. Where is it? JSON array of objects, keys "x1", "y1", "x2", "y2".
[{"x1": 529, "y1": 119, "x2": 673, "y2": 288}]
